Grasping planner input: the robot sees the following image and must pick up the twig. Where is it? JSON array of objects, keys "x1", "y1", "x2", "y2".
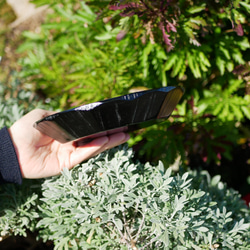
[
  {"x1": 132, "y1": 202, "x2": 140, "y2": 224},
  {"x1": 112, "y1": 219, "x2": 131, "y2": 248},
  {"x1": 134, "y1": 212, "x2": 145, "y2": 242},
  {"x1": 139, "y1": 234, "x2": 161, "y2": 250},
  {"x1": 123, "y1": 210, "x2": 133, "y2": 242}
]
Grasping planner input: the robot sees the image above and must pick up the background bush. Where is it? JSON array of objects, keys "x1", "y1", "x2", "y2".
[{"x1": 16, "y1": 0, "x2": 250, "y2": 191}]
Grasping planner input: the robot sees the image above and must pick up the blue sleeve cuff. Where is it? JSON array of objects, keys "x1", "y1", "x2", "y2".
[{"x1": 0, "y1": 127, "x2": 22, "y2": 185}]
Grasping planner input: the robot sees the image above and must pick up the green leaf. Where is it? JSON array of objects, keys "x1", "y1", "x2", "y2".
[
  {"x1": 94, "y1": 33, "x2": 113, "y2": 40},
  {"x1": 227, "y1": 79, "x2": 243, "y2": 94},
  {"x1": 171, "y1": 53, "x2": 185, "y2": 77},
  {"x1": 198, "y1": 51, "x2": 211, "y2": 67},
  {"x1": 240, "y1": 2, "x2": 250, "y2": 12},
  {"x1": 164, "y1": 54, "x2": 178, "y2": 71},
  {"x1": 226, "y1": 61, "x2": 234, "y2": 72},
  {"x1": 22, "y1": 31, "x2": 43, "y2": 40},
  {"x1": 230, "y1": 103, "x2": 243, "y2": 121},
  {"x1": 216, "y1": 56, "x2": 225, "y2": 75},
  {"x1": 231, "y1": 49, "x2": 245, "y2": 64},
  {"x1": 74, "y1": 12, "x2": 95, "y2": 23},
  {"x1": 198, "y1": 226, "x2": 209, "y2": 232},
  {"x1": 219, "y1": 45, "x2": 231, "y2": 60},
  {"x1": 80, "y1": 1, "x2": 95, "y2": 15},
  {"x1": 187, "y1": 54, "x2": 201, "y2": 78},
  {"x1": 220, "y1": 103, "x2": 229, "y2": 120},
  {"x1": 187, "y1": 5, "x2": 206, "y2": 14},
  {"x1": 114, "y1": 218, "x2": 123, "y2": 230},
  {"x1": 54, "y1": 5, "x2": 73, "y2": 19},
  {"x1": 141, "y1": 42, "x2": 153, "y2": 78},
  {"x1": 189, "y1": 17, "x2": 207, "y2": 26},
  {"x1": 211, "y1": 175, "x2": 221, "y2": 186},
  {"x1": 241, "y1": 106, "x2": 250, "y2": 120}
]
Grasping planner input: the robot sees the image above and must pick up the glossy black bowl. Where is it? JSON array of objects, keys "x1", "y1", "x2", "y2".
[{"x1": 34, "y1": 86, "x2": 184, "y2": 143}]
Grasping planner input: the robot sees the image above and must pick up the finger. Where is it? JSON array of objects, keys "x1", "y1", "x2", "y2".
[
  {"x1": 69, "y1": 132, "x2": 129, "y2": 167},
  {"x1": 74, "y1": 132, "x2": 108, "y2": 147},
  {"x1": 103, "y1": 132, "x2": 130, "y2": 150},
  {"x1": 85, "y1": 132, "x2": 130, "y2": 159},
  {"x1": 69, "y1": 135, "x2": 109, "y2": 167}
]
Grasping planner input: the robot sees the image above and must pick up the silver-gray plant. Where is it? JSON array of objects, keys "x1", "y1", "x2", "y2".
[{"x1": 36, "y1": 147, "x2": 250, "y2": 250}]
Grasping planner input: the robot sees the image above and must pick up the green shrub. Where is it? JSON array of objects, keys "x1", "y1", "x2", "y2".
[
  {"x1": 0, "y1": 146, "x2": 249, "y2": 249},
  {"x1": 0, "y1": 179, "x2": 42, "y2": 239},
  {"x1": 17, "y1": 0, "x2": 250, "y2": 168},
  {"x1": 17, "y1": 1, "x2": 138, "y2": 108}
]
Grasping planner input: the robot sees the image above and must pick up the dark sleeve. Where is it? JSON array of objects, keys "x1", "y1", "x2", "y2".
[{"x1": 0, "y1": 127, "x2": 22, "y2": 185}]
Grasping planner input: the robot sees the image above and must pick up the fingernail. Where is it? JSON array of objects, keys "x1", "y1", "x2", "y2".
[{"x1": 123, "y1": 133, "x2": 130, "y2": 142}]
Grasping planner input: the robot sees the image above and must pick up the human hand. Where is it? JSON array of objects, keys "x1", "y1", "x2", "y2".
[{"x1": 9, "y1": 109, "x2": 130, "y2": 179}]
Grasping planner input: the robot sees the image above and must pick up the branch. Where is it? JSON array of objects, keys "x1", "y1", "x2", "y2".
[
  {"x1": 134, "y1": 211, "x2": 145, "y2": 242},
  {"x1": 112, "y1": 219, "x2": 131, "y2": 248},
  {"x1": 139, "y1": 234, "x2": 161, "y2": 250}
]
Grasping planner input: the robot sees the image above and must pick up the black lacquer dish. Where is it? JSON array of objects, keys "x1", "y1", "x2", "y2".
[{"x1": 34, "y1": 86, "x2": 184, "y2": 143}]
